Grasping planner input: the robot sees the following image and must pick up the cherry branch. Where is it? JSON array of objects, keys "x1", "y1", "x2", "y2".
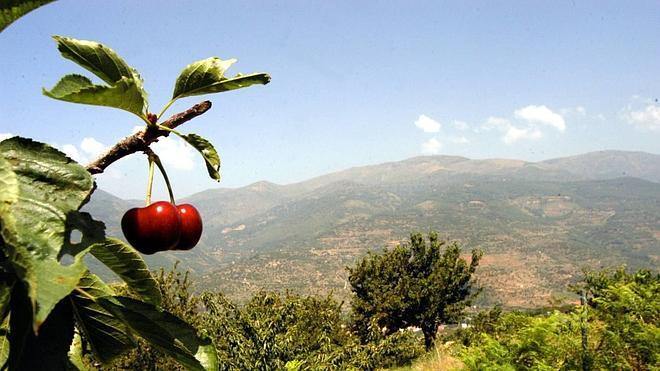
[{"x1": 85, "y1": 101, "x2": 212, "y2": 174}]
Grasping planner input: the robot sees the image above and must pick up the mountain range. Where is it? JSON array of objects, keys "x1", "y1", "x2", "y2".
[{"x1": 83, "y1": 150, "x2": 660, "y2": 308}]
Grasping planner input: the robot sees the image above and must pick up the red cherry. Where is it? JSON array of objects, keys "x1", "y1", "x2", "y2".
[
  {"x1": 121, "y1": 201, "x2": 181, "y2": 254},
  {"x1": 173, "y1": 204, "x2": 203, "y2": 250}
]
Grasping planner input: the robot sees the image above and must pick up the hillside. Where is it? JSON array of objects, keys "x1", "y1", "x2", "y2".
[{"x1": 83, "y1": 150, "x2": 660, "y2": 308}]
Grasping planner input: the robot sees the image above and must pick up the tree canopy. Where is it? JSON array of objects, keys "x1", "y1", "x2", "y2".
[{"x1": 348, "y1": 231, "x2": 482, "y2": 349}]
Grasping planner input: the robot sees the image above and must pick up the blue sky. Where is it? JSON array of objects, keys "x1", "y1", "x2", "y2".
[{"x1": 1, "y1": 1, "x2": 658, "y2": 199}]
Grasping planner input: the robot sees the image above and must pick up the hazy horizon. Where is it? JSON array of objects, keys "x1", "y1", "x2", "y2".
[{"x1": 94, "y1": 148, "x2": 660, "y2": 200}]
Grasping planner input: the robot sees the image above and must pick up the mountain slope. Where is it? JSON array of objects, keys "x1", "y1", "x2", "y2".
[{"x1": 84, "y1": 150, "x2": 660, "y2": 307}]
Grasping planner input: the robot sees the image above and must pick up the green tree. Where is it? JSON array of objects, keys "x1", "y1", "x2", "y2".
[
  {"x1": 115, "y1": 266, "x2": 423, "y2": 370},
  {"x1": 348, "y1": 231, "x2": 482, "y2": 349}
]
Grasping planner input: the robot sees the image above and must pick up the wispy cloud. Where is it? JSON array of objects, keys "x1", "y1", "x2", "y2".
[
  {"x1": 452, "y1": 120, "x2": 469, "y2": 131},
  {"x1": 61, "y1": 137, "x2": 108, "y2": 164},
  {"x1": 448, "y1": 136, "x2": 469, "y2": 144},
  {"x1": 479, "y1": 105, "x2": 566, "y2": 145},
  {"x1": 0, "y1": 133, "x2": 14, "y2": 141},
  {"x1": 414, "y1": 114, "x2": 441, "y2": 133},
  {"x1": 622, "y1": 97, "x2": 660, "y2": 132},
  {"x1": 151, "y1": 136, "x2": 196, "y2": 170},
  {"x1": 421, "y1": 137, "x2": 442, "y2": 154},
  {"x1": 132, "y1": 126, "x2": 196, "y2": 170}
]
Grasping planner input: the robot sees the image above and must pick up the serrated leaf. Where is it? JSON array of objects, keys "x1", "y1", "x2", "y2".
[
  {"x1": 90, "y1": 238, "x2": 161, "y2": 306},
  {"x1": 0, "y1": 0, "x2": 55, "y2": 32},
  {"x1": 52, "y1": 35, "x2": 135, "y2": 85},
  {"x1": 172, "y1": 56, "x2": 270, "y2": 101},
  {"x1": 0, "y1": 137, "x2": 96, "y2": 330},
  {"x1": 43, "y1": 74, "x2": 147, "y2": 118},
  {"x1": 70, "y1": 272, "x2": 136, "y2": 364},
  {"x1": 98, "y1": 296, "x2": 218, "y2": 371},
  {"x1": 180, "y1": 133, "x2": 221, "y2": 181}
]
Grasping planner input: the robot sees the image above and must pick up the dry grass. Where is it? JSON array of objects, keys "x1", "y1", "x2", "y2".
[{"x1": 388, "y1": 344, "x2": 464, "y2": 371}]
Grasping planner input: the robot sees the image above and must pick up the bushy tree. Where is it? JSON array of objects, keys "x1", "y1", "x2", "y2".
[
  {"x1": 348, "y1": 231, "x2": 482, "y2": 349},
  {"x1": 115, "y1": 267, "x2": 424, "y2": 370}
]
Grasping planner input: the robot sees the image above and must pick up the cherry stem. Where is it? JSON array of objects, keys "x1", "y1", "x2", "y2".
[
  {"x1": 145, "y1": 156, "x2": 155, "y2": 206},
  {"x1": 149, "y1": 151, "x2": 176, "y2": 204}
]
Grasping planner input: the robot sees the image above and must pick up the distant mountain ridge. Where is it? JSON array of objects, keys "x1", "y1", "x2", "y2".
[{"x1": 84, "y1": 150, "x2": 660, "y2": 307}]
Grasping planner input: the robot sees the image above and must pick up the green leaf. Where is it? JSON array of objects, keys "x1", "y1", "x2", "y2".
[
  {"x1": 69, "y1": 272, "x2": 136, "y2": 364},
  {"x1": 43, "y1": 74, "x2": 147, "y2": 118},
  {"x1": 0, "y1": 154, "x2": 19, "y2": 259},
  {"x1": 67, "y1": 332, "x2": 88, "y2": 371},
  {"x1": 32, "y1": 254, "x2": 89, "y2": 329},
  {"x1": 179, "y1": 133, "x2": 221, "y2": 181},
  {"x1": 52, "y1": 35, "x2": 136, "y2": 85},
  {"x1": 0, "y1": 328, "x2": 8, "y2": 369},
  {"x1": 0, "y1": 137, "x2": 96, "y2": 330},
  {"x1": 60, "y1": 212, "x2": 106, "y2": 258},
  {"x1": 90, "y1": 238, "x2": 161, "y2": 306},
  {"x1": 0, "y1": 0, "x2": 56, "y2": 33},
  {"x1": 44, "y1": 36, "x2": 149, "y2": 118},
  {"x1": 172, "y1": 56, "x2": 270, "y2": 101},
  {"x1": 98, "y1": 296, "x2": 218, "y2": 371}
]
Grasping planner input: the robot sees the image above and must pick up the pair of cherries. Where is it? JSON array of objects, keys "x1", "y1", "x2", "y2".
[{"x1": 121, "y1": 201, "x2": 202, "y2": 254}]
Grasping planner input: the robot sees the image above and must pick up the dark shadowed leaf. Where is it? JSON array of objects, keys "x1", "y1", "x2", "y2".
[
  {"x1": 14, "y1": 298, "x2": 75, "y2": 371},
  {"x1": 69, "y1": 272, "x2": 136, "y2": 364},
  {"x1": 98, "y1": 296, "x2": 218, "y2": 371},
  {"x1": 6, "y1": 283, "x2": 31, "y2": 370},
  {"x1": 90, "y1": 238, "x2": 161, "y2": 306}
]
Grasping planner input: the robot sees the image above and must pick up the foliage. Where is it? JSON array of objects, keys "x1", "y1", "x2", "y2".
[
  {"x1": 348, "y1": 231, "x2": 482, "y2": 349},
  {"x1": 115, "y1": 267, "x2": 424, "y2": 370},
  {"x1": 0, "y1": 0, "x2": 55, "y2": 32},
  {"x1": 0, "y1": 5, "x2": 269, "y2": 369},
  {"x1": 440, "y1": 267, "x2": 659, "y2": 371}
]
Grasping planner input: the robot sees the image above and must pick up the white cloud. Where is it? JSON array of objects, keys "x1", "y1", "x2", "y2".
[
  {"x1": 514, "y1": 105, "x2": 566, "y2": 132},
  {"x1": 448, "y1": 136, "x2": 470, "y2": 144},
  {"x1": 576, "y1": 106, "x2": 586, "y2": 115},
  {"x1": 80, "y1": 137, "x2": 107, "y2": 158},
  {"x1": 62, "y1": 144, "x2": 82, "y2": 162},
  {"x1": 0, "y1": 133, "x2": 13, "y2": 141},
  {"x1": 421, "y1": 137, "x2": 442, "y2": 154},
  {"x1": 452, "y1": 120, "x2": 469, "y2": 131},
  {"x1": 482, "y1": 116, "x2": 511, "y2": 131},
  {"x1": 151, "y1": 136, "x2": 196, "y2": 170},
  {"x1": 414, "y1": 114, "x2": 441, "y2": 133},
  {"x1": 623, "y1": 103, "x2": 660, "y2": 132},
  {"x1": 60, "y1": 137, "x2": 108, "y2": 164},
  {"x1": 480, "y1": 116, "x2": 543, "y2": 145}
]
